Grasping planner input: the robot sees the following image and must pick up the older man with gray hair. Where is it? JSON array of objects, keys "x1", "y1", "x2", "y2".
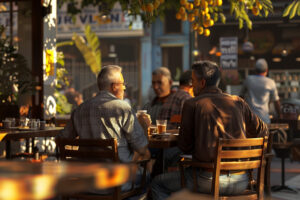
[
  {"x1": 240, "y1": 58, "x2": 282, "y2": 123},
  {"x1": 62, "y1": 65, "x2": 151, "y2": 193},
  {"x1": 143, "y1": 67, "x2": 173, "y2": 123}
]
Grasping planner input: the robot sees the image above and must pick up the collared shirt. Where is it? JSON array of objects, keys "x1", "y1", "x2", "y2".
[
  {"x1": 61, "y1": 91, "x2": 148, "y2": 163},
  {"x1": 240, "y1": 75, "x2": 279, "y2": 123},
  {"x1": 143, "y1": 93, "x2": 172, "y2": 124},
  {"x1": 159, "y1": 89, "x2": 192, "y2": 129},
  {"x1": 179, "y1": 86, "x2": 268, "y2": 162}
]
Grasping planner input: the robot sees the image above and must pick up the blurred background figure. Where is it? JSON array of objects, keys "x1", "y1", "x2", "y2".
[
  {"x1": 240, "y1": 58, "x2": 282, "y2": 123},
  {"x1": 64, "y1": 87, "x2": 83, "y2": 111},
  {"x1": 19, "y1": 104, "x2": 31, "y2": 118}
]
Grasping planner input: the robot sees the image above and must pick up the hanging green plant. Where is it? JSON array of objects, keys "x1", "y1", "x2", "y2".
[{"x1": 72, "y1": 25, "x2": 102, "y2": 76}]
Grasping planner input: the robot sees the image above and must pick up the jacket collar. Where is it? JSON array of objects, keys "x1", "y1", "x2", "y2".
[{"x1": 198, "y1": 86, "x2": 222, "y2": 96}]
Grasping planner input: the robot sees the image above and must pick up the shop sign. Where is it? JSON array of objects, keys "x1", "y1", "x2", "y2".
[
  {"x1": 220, "y1": 37, "x2": 238, "y2": 69},
  {"x1": 57, "y1": 2, "x2": 143, "y2": 38}
]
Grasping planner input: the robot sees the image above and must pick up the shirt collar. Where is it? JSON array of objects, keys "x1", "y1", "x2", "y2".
[
  {"x1": 151, "y1": 92, "x2": 172, "y2": 106},
  {"x1": 97, "y1": 90, "x2": 118, "y2": 99}
]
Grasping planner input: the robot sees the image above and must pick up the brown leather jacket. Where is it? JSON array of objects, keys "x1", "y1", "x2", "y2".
[{"x1": 178, "y1": 86, "x2": 268, "y2": 162}]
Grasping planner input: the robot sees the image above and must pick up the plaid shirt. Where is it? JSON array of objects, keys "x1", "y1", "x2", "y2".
[
  {"x1": 61, "y1": 91, "x2": 148, "y2": 163},
  {"x1": 159, "y1": 89, "x2": 192, "y2": 129}
]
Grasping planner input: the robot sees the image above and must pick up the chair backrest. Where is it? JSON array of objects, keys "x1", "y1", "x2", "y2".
[
  {"x1": 179, "y1": 136, "x2": 268, "y2": 200},
  {"x1": 170, "y1": 115, "x2": 181, "y2": 123},
  {"x1": 56, "y1": 138, "x2": 119, "y2": 162},
  {"x1": 56, "y1": 138, "x2": 122, "y2": 199},
  {"x1": 55, "y1": 138, "x2": 148, "y2": 200},
  {"x1": 212, "y1": 137, "x2": 268, "y2": 199}
]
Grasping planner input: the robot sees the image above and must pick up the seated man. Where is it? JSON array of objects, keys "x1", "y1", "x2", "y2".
[
  {"x1": 61, "y1": 65, "x2": 151, "y2": 194},
  {"x1": 143, "y1": 67, "x2": 173, "y2": 123},
  {"x1": 151, "y1": 61, "x2": 268, "y2": 200},
  {"x1": 159, "y1": 70, "x2": 193, "y2": 129}
]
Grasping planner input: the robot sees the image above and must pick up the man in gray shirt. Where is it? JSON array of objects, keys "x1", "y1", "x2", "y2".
[
  {"x1": 62, "y1": 65, "x2": 150, "y2": 162},
  {"x1": 61, "y1": 65, "x2": 151, "y2": 193},
  {"x1": 240, "y1": 58, "x2": 282, "y2": 123}
]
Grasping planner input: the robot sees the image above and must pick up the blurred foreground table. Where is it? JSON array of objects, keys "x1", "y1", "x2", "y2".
[{"x1": 0, "y1": 161, "x2": 133, "y2": 200}]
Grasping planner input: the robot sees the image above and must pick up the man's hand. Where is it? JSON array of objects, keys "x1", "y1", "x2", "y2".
[
  {"x1": 137, "y1": 113, "x2": 151, "y2": 134},
  {"x1": 132, "y1": 147, "x2": 153, "y2": 172}
]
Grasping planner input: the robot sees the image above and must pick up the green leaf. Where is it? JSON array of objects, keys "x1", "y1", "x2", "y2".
[
  {"x1": 283, "y1": 1, "x2": 296, "y2": 17},
  {"x1": 239, "y1": 18, "x2": 243, "y2": 29},
  {"x1": 220, "y1": 13, "x2": 226, "y2": 24},
  {"x1": 56, "y1": 41, "x2": 74, "y2": 48},
  {"x1": 289, "y1": 1, "x2": 300, "y2": 19},
  {"x1": 72, "y1": 31, "x2": 101, "y2": 76},
  {"x1": 264, "y1": 10, "x2": 269, "y2": 17}
]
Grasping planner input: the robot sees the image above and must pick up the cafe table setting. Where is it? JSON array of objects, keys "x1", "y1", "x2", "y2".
[{"x1": 0, "y1": 117, "x2": 63, "y2": 159}]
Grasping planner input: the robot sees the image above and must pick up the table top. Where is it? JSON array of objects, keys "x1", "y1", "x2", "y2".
[
  {"x1": 148, "y1": 129, "x2": 178, "y2": 148},
  {"x1": 0, "y1": 160, "x2": 133, "y2": 199},
  {"x1": 0, "y1": 127, "x2": 63, "y2": 141}
]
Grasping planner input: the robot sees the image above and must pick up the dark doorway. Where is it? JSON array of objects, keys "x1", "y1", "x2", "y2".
[{"x1": 162, "y1": 46, "x2": 183, "y2": 80}]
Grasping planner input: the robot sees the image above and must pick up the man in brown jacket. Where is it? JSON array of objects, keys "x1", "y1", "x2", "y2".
[{"x1": 151, "y1": 61, "x2": 268, "y2": 200}]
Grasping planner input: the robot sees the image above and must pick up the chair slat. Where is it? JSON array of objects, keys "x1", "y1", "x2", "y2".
[
  {"x1": 221, "y1": 138, "x2": 264, "y2": 147},
  {"x1": 220, "y1": 149, "x2": 262, "y2": 159},
  {"x1": 220, "y1": 160, "x2": 261, "y2": 170},
  {"x1": 220, "y1": 193, "x2": 257, "y2": 200},
  {"x1": 59, "y1": 138, "x2": 115, "y2": 147},
  {"x1": 64, "y1": 150, "x2": 114, "y2": 160}
]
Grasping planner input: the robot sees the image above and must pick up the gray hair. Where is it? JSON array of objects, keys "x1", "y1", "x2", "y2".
[
  {"x1": 152, "y1": 67, "x2": 172, "y2": 81},
  {"x1": 97, "y1": 65, "x2": 122, "y2": 90}
]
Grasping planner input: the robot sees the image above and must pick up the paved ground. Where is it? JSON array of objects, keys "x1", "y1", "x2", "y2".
[{"x1": 269, "y1": 157, "x2": 300, "y2": 200}]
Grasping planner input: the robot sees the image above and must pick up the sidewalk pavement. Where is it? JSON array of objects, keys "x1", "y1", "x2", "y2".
[{"x1": 269, "y1": 157, "x2": 300, "y2": 200}]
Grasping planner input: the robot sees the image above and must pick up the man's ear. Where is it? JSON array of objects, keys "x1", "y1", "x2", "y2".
[
  {"x1": 200, "y1": 79, "x2": 206, "y2": 88},
  {"x1": 110, "y1": 83, "x2": 116, "y2": 93}
]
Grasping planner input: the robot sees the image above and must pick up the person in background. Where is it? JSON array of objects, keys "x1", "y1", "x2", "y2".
[
  {"x1": 61, "y1": 65, "x2": 151, "y2": 195},
  {"x1": 64, "y1": 87, "x2": 83, "y2": 111},
  {"x1": 151, "y1": 61, "x2": 268, "y2": 200},
  {"x1": 159, "y1": 70, "x2": 193, "y2": 129},
  {"x1": 240, "y1": 58, "x2": 282, "y2": 123},
  {"x1": 143, "y1": 67, "x2": 173, "y2": 123}
]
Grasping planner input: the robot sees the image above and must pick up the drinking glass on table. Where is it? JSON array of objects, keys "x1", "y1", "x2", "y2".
[
  {"x1": 156, "y1": 119, "x2": 167, "y2": 134},
  {"x1": 148, "y1": 125, "x2": 157, "y2": 135}
]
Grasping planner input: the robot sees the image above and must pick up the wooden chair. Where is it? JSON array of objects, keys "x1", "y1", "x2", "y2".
[
  {"x1": 170, "y1": 115, "x2": 181, "y2": 123},
  {"x1": 170, "y1": 114, "x2": 181, "y2": 129},
  {"x1": 56, "y1": 138, "x2": 149, "y2": 200},
  {"x1": 179, "y1": 137, "x2": 268, "y2": 200}
]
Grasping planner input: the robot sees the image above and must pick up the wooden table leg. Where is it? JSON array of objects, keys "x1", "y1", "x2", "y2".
[
  {"x1": 5, "y1": 140, "x2": 11, "y2": 159},
  {"x1": 25, "y1": 138, "x2": 30, "y2": 153}
]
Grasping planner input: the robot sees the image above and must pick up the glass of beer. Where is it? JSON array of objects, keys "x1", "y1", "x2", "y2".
[
  {"x1": 148, "y1": 125, "x2": 157, "y2": 136},
  {"x1": 156, "y1": 119, "x2": 167, "y2": 134}
]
